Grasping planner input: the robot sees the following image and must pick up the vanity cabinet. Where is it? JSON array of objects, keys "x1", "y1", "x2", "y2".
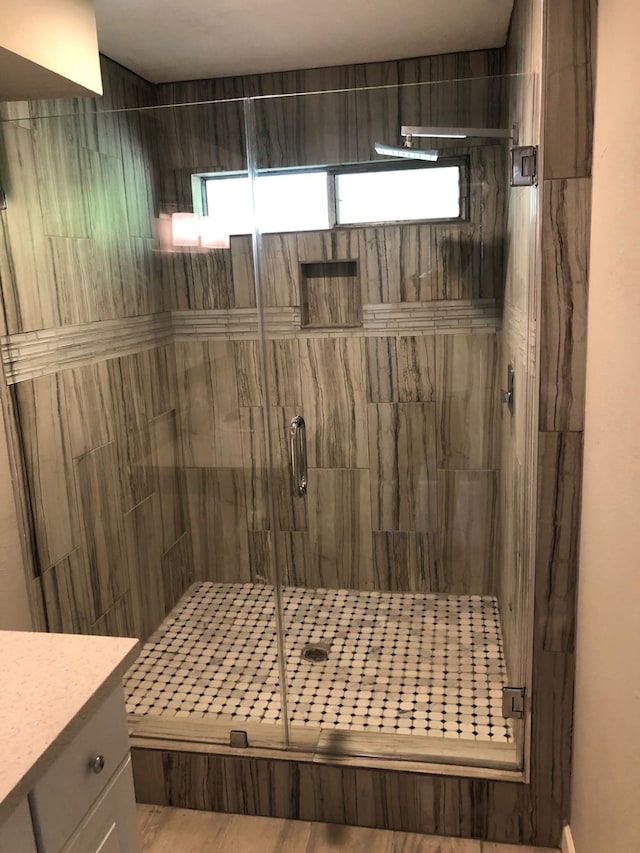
[
  {"x1": 29, "y1": 688, "x2": 138, "y2": 852},
  {"x1": 0, "y1": 632, "x2": 140, "y2": 853}
]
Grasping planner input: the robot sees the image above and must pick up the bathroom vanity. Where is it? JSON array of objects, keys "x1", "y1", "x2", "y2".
[{"x1": 0, "y1": 631, "x2": 139, "y2": 852}]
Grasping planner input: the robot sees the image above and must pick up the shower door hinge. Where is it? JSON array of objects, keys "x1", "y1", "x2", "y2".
[
  {"x1": 510, "y1": 146, "x2": 537, "y2": 186},
  {"x1": 502, "y1": 686, "x2": 526, "y2": 719}
]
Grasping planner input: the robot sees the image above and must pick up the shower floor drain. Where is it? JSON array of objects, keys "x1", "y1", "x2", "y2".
[{"x1": 301, "y1": 643, "x2": 329, "y2": 663}]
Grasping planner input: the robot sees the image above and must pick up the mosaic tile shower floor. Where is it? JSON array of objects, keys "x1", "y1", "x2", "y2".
[{"x1": 125, "y1": 582, "x2": 513, "y2": 744}]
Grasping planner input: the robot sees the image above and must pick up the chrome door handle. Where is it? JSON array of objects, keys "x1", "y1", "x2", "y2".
[{"x1": 290, "y1": 415, "x2": 307, "y2": 498}]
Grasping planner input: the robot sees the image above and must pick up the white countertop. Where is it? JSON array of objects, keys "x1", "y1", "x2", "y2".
[{"x1": 0, "y1": 631, "x2": 139, "y2": 822}]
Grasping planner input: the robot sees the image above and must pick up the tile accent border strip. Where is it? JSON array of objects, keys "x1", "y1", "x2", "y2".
[
  {"x1": 1, "y1": 314, "x2": 173, "y2": 384},
  {"x1": 1, "y1": 299, "x2": 501, "y2": 384}
]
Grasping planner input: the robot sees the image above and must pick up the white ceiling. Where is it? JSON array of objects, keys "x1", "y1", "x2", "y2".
[{"x1": 94, "y1": 0, "x2": 514, "y2": 84}]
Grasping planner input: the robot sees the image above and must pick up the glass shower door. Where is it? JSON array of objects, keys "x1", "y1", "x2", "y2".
[
  {"x1": 249, "y1": 77, "x2": 530, "y2": 768},
  {"x1": 0, "y1": 94, "x2": 289, "y2": 750}
]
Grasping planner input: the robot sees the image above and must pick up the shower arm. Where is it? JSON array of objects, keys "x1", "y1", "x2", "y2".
[{"x1": 401, "y1": 125, "x2": 518, "y2": 143}]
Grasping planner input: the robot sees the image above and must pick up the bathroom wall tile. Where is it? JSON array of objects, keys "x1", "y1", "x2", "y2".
[
  {"x1": 544, "y1": 0, "x2": 595, "y2": 179},
  {"x1": 438, "y1": 469, "x2": 498, "y2": 595},
  {"x1": 124, "y1": 493, "x2": 165, "y2": 641},
  {"x1": 161, "y1": 532, "x2": 194, "y2": 615},
  {"x1": 175, "y1": 340, "x2": 243, "y2": 469},
  {"x1": 48, "y1": 237, "x2": 100, "y2": 326},
  {"x1": 529, "y1": 650, "x2": 575, "y2": 845},
  {"x1": 82, "y1": 148, "x2": 135, "y2": 312},
  {"x1": 131, "y1": 749, "x2": 494, "y2": 840},
  {"x1": 300, "y1": 337, "x2": 368, "y2": 469},
  {"x1": 260, "y1": 233, "x2": 301, "y2": 307},
  {"x1": 429, "y1": 224, "x2": 481, "y2": 301},
  {"x1": 74, "y1": 440, "x2": 129, "y2": 617},
  {"x1": 119, "y1": 111, "x2": 158, "y2": 239},
  {"x1": 502, "y1": 182, "x2": 533, "y2": 316},
  {"x1": 234, "y1": 339, "x2": 302, "y2": 408},
  {"x1": 372, "y1": 532, "x2": 441, "y2": 593},
  {"x1": 296, "y1": 230, "x2": 332, "y2": 262},
  {"x1": 160, "y1": 250, "x2": 234, "y2": 311},
  {"x1": 330, "y1": 227, "x2": 360, "y2": 263},
  {"x1": 230, "y1": 235, "x2": 257, "y2": 309},
  {"x1": 184, "y1": 466, "x2": 250, "y2": 583},
  {"x1": 247, "y1": 531, "x2": 272, "y2": 584},
  {"x1": 156, "y1": 47, "x2": 502, "y2": 103},
  {"x1": 155, "y1": 99, "x2": 246, "y2": 185},
  {"x1": 60, "y1": 360, "x2": 117, "y2": 458},
  {"x1": 366, "y1": 336, "x2": 436, "y2": 405},
  {"x1": 278, "y1": 531, "x2": 313, "y2": 587},
  {"x1": 108, "y1": 357, "x2": 154, "y2": 512},
  {"x1": 476, "y1": 147, "x2": 507, "y2": 299},
  {"x1": 149, "y1": 410, "x2": 186, "y2": 553},
  {"x1": 0, "y1": 125, "x2": 59, "y2": 332},
  {"x1": 534, "y1": 431, "x2": 583, "y2": 653},
  {"x1": 32, "y1": 117, "x2": 90, "y2": 239},
  {"x1": 368, "y1": 403, "x2": 438, "y2": 534},
  {"x1": 239, "y1": 406, "x2": 270, "y2": 532},
  {"x1": 76, "y1": 103, "x2": 126, "y2": 159},
  {"x1": 13, "y1": 374, "x2": 79, "y2": 569},
  {"x1": 125, "y1": 237, "x2": 159, "y2": 317},
  {"x1": 232, "y1": 341, "x2": 262, "y2": 406},
  {"x1": 436, "y1": 332, "x2": 500, "y2": 470},
  {"x1": 397, "y1": 335, "x2": 436, "y2": 402},
  {"x1": 539, "y1": 179, "x2": 590, "y2": 432},
  {"x1": 366, "y1": 337, "x2": 398, "y2": 403},
  {"x1": 506, "y1": 0, "x2": 542, "y2": 77},
  {"x1": 0, "y1": 77, "x2": 162, "y2": 333},
  {"x1": 359, "y1": 227, "x2": 402, "y2": 304},
  {"x1": 147, "y1": 344, "x2": 178, "y2": 419},
  {"x1": 307, "y1": 468, "x2": 372, "y2": 589},
  {"x1": 40, "y1": 546, "x2": 96, "y2": 634},
  {"x1": 399, "y1": 224, "x2": 439, "y2": 302},
  {"x1": 28, "y1": 577, "x2": 49, "y2": 632},
  {"x1": 90, "y1": 594, "x2": 135, "y2": 638}
]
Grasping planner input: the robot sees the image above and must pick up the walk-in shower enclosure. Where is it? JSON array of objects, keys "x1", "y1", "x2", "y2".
[{"x1": 0, "y1": 61, "x2": 538, "y2": 776}]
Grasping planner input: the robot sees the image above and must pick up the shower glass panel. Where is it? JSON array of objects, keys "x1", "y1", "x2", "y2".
[
  {"x1": 249, "y1": 74, "x2": 536, "y2": 769},
  {"x1": 0, "y1": 69, "x2": 537, "y2": 773},
  {"x1": 0, "y1": 96, "x2": 286, "y2": 750}
]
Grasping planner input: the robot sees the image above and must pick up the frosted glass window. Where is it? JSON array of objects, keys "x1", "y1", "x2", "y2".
[
  {"x1": 202, "y1": 163, "x2": 462, "y2": 236},
  {"x1": 205, "y1": 171, "x2": 330, "y2": 235},
  {"x1": 335, "y1": 165, "x2": 461, "y2": 224},
  {"x1": 204, "y1": 175, "x2": 253, "y2": 236}
]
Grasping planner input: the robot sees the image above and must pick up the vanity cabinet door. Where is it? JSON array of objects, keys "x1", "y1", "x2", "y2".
[
  {"x1": 30, "y1": 687, "x2": 129, "y2": 852},
  {"x1": 62, "y1": 757, "x2": 139, "y2": 853},
  {"x1": 0, "y1": 799, "x2": 38, "y2": 852}
]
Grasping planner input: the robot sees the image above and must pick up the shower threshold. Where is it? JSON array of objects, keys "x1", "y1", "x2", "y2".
[{"x1": 126, "y1": 582, "x2": 518, "y2": 773}]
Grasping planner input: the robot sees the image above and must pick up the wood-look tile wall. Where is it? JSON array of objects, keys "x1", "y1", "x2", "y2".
[
  {"x1": 12, "y1": 344, "x2": 192, "y2": 640},
  {"x1": 158, "y1": 57, "x2": 507, "y2": 597},
  {"x1": 0, "y1": 59, "x2": 193, "y2": 640}
]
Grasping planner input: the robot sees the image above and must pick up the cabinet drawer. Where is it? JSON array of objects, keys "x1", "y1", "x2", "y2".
[{"x1": 30, "y1": 687, "x2": 129, "y2": 852}]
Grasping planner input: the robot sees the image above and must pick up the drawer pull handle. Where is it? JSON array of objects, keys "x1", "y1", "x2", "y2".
[{"x1": 89, "y1": 754, "x2": 105, "y2": 774}]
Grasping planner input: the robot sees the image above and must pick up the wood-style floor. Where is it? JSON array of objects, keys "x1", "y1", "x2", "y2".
[{"x1": 137, "y1": 805, "x2": 560, "y2": 853}]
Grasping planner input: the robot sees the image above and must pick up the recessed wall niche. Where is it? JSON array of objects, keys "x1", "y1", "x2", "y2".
[{"x1": 300, "y1": 259, "x2": 361, "y2": 328}]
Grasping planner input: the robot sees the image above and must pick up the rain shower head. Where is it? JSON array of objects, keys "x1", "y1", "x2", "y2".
[{"x1": 374, "y1": 142, "x2": 439, "y2": 162}]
